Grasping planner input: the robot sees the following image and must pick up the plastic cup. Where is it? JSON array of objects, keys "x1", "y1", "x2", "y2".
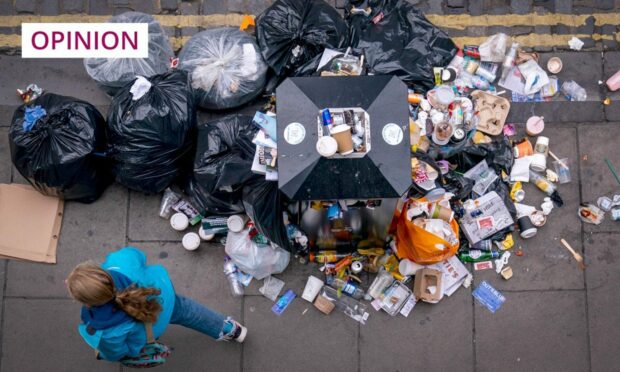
[
  {"x1": 398, "y1": 258, "x2": 425, "y2": 276},
  {"x1": 330, "y1": 124, "x2": 354, "y2": 155},
  {"x1": 170, "y1": 213, "x2": 189, "y2": 231},
  {"x1": 182, "y1": 232, "x2": 201, "y2": 251},
  {"x1": 227, "y1": 215, "x2": 249, "y2": 233},
  {"x1": 553, "y1": 158, "x2": 571, "y2": 184},
  {"x1": 301, "y1": 275, "x2": 324, "y2": 302}
]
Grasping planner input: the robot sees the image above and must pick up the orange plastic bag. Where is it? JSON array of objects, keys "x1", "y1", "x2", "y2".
[{"x1": 393, "y1": 200, "x2": 460, "y2": 265}]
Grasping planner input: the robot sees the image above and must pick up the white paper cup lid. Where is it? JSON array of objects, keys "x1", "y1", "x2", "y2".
[
  {"x1": 316, "y1": 136, "x2": 338, "y2": 157},
  {"x1": 170, "y1": 213, "x2": 189, "y2": 231},
  {"x1": 182, "y1": 232, "x2": 201, "y2": 250}
]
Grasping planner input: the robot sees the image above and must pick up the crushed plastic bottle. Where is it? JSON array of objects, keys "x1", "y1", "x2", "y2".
[
  {"x1": 561, "y1": 81, "x2": 587, "y2": 101},
  {"x1": 223, "y1": 257, "x2": 245, "y2": 297}
]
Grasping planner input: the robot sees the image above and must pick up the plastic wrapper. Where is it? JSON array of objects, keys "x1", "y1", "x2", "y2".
[
  {"x1": 106, "y1": 70, "x2": 196, "y2": 194},
  {"x1": 479, "y1": 33, "x2": 509, "y2": 63},
  {"x1": 242, "y1": 177, "x2": 292, "y2": 251},
  {"x1": 259, "y1": 276, "x2": 286, "y2": 301},
  {"x1": 225, "y1": 229, "x2": 290, "y2": 280},
  {"x1": 346, "y1": 0, "x2": 457, "y2": 91},
  {"x1": 178, "y1": 28, "x2": 268, "y2": 110},
  {"x1": 9, "y1": 93, "x2": 112, "y2": 203},
  {"x1": 256, "y1": 0, "x2": 349, "y2": 77},
  {"x1": 84, "y1": 12, "x2": 173, "y2": 96}
]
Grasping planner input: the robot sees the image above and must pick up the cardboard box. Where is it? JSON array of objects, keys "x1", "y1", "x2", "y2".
[
  {"x1": 413, "y1": 268, "x2": 443, "y2": 303},
  {"x1": 0, "y1": 184, "x2": 63, "y2": 263}
]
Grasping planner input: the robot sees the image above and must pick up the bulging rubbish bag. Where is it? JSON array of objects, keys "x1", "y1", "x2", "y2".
[
  {"x1": 242, "y1": 178, "x2": 292, "y2": 252},
  {"x1": 178, "y1": 28, "x2": 268, "y2": 110},
  {"x1": 186, "y1": 115, "x2": 258, "y2": 215},
  {"x1": 393, "y1": 199, "x2": 460, "y2": 264},
  {"x1": 256, "y1": 0, "x2": 349, "y2": 77},
  {"x1": 9, "y1": 93, "x2": 112, "y2": 203},
  {"x1": 225, "y1": 229, "x2": 290, "y2": 280},
  {"x1": 107, "y1": 70, "x2": 196, "y2": 194},
  {"x1": 84, "y1": 12, "x2": 173, "y2": 96},
  {"x1": 346, "y1": 0, "x2": 457, "y2": 91}
]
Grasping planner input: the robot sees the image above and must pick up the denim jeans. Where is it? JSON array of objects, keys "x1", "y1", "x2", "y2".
[{"x1": 170, "y1": 294, "x2": 232, "y2": 340}]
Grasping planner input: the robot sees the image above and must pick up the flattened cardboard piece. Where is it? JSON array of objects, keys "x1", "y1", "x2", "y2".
[{"x1": 0, "y1": 184, "x2": 63, "y2": 263}]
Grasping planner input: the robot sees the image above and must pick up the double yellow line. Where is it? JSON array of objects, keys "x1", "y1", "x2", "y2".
[{"x1": 1, "y1": 12, "x2": 619, "y2": 49}]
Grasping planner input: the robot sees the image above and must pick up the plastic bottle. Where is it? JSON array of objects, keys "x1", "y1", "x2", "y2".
[
  {"x1": 529, "y1": 170, "x2": 557, "y2": 196},
  {"x1": 223, "y1": 257, "x2": 244, "y2": 297},
  {"x1": 458, "y1": 250, "x2": 501, "y2": 262},
  {"x1": 561, "y1": 81, "x2": 587, "y2": 101},
  {"x1": 501, "y1": 42, "x2": 519, "y2": 80},
  {"x1": 326, "y1": 277, "x2": 365, "y2": 299},
  {"x1": 309, "y1": 251, "x2": 350, "y2": 263}
]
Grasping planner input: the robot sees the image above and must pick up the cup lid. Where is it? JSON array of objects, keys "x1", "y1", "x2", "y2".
[
  {"x1": 182, "y1": 232, "x2": 200, "y2": 250},
  {"x1": 316, "y1": 136, "x2": 338, "y2": 157}
]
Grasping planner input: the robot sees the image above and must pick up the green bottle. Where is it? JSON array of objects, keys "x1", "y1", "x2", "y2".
[{"x1": 458, "y1": 250, "x2": 501, "y2": 263}]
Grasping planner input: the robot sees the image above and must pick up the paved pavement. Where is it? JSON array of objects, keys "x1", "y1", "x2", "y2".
[{"x1": 0, "y1": 1, "x2": 620, "y2": 372}]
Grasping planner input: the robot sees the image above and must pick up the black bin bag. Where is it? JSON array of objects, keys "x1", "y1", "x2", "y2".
[
  {"x1": 186, "y1": 115, "x2": 258, "y2": 215},
  {"x1": 84, "y1": 12, "x2": 174, "y2": 96},
  {"x1": 242, "y1": 177, "x2": 292, "y2": 252},
  {"x1": 178, "y1": 28, "x2": 268, "y2": 110},
  {"x1": 346, "y1": 0, "x2": 457, "y2": 91},
  {"x1": 9, "y1": 93, "x2": 112, "y2": 203},
  {"x1": 256, "y1": 0, "x2": 349, "y2": 78},
  {"x1": 107, "y1": 70, "x2": 197, "y2": 194}
]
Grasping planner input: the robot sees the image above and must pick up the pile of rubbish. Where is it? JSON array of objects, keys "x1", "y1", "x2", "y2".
[{"x1": 7, "y1": 0, "x2": 620, "y2": 321}]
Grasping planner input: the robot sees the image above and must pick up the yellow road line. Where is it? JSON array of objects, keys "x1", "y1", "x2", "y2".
[{"x1": 0, "y1": 12, "x2": 619, "y2": 30}]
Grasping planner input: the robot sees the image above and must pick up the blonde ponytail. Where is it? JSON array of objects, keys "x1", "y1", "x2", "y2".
[{"x1": 67, "y1": 262, "x2": 162, "y2": 323}]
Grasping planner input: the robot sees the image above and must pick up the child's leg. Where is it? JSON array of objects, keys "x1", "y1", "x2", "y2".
[{"x1": 169, "y1": 294, "x2": 242, "y2": 340}]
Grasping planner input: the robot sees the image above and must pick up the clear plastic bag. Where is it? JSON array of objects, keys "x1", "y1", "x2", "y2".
[
  {"x1": 178, "y1": 28, "x2": 268, "y2": 110},
  {"x1": 479, "y1": 33, "x2": 509, "y2": 63},
  {"x1": 224, "y1": 229, "x2": 290, "y2": 280},
  {"x1": 84, "y1": 12, "x2": 173, "y2": 96},
  {"x1": 259, "y1": 276, "x2": 286, "y2": 301}
]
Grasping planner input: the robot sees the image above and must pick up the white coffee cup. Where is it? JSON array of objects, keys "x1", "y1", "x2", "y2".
[
  {"x1": 227, "y1": 215, "x2": 248, "y2": 233},
  {"x1": 170, "y1": 213, "x2": 189, "y2": 231},
  {"x1": 316, "y1": 136, "x2": 338, "y2": 157},
  {"x1": 198, "y1": 226, "x2": 215, "y2": 241},
  {"x1": 399, "y1": 258, "x2": 425, "y2": 276},
  {"x1": 182, "y1": 232, "x2": 201, "y2": 251},
  {"x1": 302, "y1": 275, "x2": 324, "y2": 302}
]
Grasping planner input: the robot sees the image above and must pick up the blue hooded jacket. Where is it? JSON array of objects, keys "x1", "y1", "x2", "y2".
[{"x1": 77, "y1": 247, "x2": 175, "y2": 361}]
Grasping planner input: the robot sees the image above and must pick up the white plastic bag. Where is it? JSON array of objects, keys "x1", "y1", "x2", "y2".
[
  {"x1": 224, "y1": 229, "x2": 290, "y2": 280},
  {"x1": 84, "y1": 12, "x2": 173, "y2": 96},
  {"x1": 178, "y1": 28, "x2": 268, "y2": 110},
  {"x1": 479, "y1": 33, "x2": 509, "y2": 62}
]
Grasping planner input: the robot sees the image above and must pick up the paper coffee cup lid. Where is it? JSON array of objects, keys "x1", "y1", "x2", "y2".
[
  {"x1": 316, "y1": 136, "x2": 338, "y2": 157},
  {"x1": 198, "y1": 227, "x2": 215, "y2": 241},
  {"x1": 170, "y1": 213, "x2": 189, "y2": 231},
  {"x1": 182, "y1": 232, "x2": 201, "y2": 251},
  {"x1": 520, "y1": 227, "x2": 538, "y2": 239},
  {"x1": 227, "y1": 215, "x2": 247, "y2": 233}
]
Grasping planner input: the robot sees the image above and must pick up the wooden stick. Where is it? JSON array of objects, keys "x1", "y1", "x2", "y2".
[{"x1": 549, "y1": 150, "x2": 568, "y2": 169}]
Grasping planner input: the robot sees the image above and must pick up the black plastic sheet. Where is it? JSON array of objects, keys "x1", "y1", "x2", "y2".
[
  {"x1": 256, "y1": 0, "x2": 349, "y2": 78},
  {"x1": 106, "y1": 70, "x2": 196, "y2": 194},
  {"x1": 9, "y1": 93, "x2": 112, "y2": 203},
  {"x1": 346, "y1": 0, "x2": 457, "y2": 91}
]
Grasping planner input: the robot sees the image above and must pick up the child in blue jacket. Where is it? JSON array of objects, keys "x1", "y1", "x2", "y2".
[{"x1": 66, "y1": 247, "x2": 247, "y2": 361}]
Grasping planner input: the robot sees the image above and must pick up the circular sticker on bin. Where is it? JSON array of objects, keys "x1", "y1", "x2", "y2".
[
  {"x1": 284, "y1": 122, "x2": 306, "y2": 145},
  {"x1": 284, "y1": 123, "x2": 306, "y2": 145},
  {"x1": 382, "y1": 123, "x2": 403, "y2": 145}
]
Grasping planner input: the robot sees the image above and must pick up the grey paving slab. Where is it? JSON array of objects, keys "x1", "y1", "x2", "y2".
[
  {"x1": 5, "y1": 184, "x2": 128, "y2": 297},
  {"x1": 476, "y1": 124, "x2": 584, "y2": 290},
  {"x1": 128, "y1": 191, "x2": 186, "y2": 242},
  {"x1": 603, "y1": 51, "x2": 620, "y2": 121},
  {"x1": 1, "y1": 298, "x2": 117, "y2": 372},
  {"x1": 0, "y1": 105, "x2": 14, "y2": 127},
  {"x1": 0, "y1": 127, "x2": 10, "y2": 182},
  {"x1": 475, "y1": 291, "x2": 589, "y2": 372},
  {"x1": 360, "y1": 287, "x2": 474, "y2": 372},
  {"x1": 129, "y1": 242, "x2": 242, "y2": 372},
  {"x1": 0, "y1": 56, "x2": 110, "y2": 106},
  {"x1": 585, "y1": 232, "x2": 620, "y2": 372},
  {"x1": 507, "y1": 52, "x2": 605, "y2": 123},
  {"x1": 578, "y1": 123, "x2": 620, "y2": 233},
  {"x1": 242, "y1": 295, "x2": 359, "y2": 372}
]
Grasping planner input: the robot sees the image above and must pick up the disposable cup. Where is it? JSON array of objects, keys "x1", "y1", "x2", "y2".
[
  {"x1": 302, "y1": 275, "x2": 324, "y2": 302},
  {"x1": 227, "y1": 215, "x2": 248, "y2": 233},
  {"x1": 182, "y1": 232, "x2": 201, "y2": 251},
  {"x1": 316, "y1": 136, "x2": 338, "y2": 157},
  {"x1": 170, "y1": 213, "x2": 189, "y2": 231},
  {"x1": 553, "y1": 158, "x2": 571, "y2": 184},
  {"x1": 330, "y1": 124, "x2": 354, "y2": 155}
]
